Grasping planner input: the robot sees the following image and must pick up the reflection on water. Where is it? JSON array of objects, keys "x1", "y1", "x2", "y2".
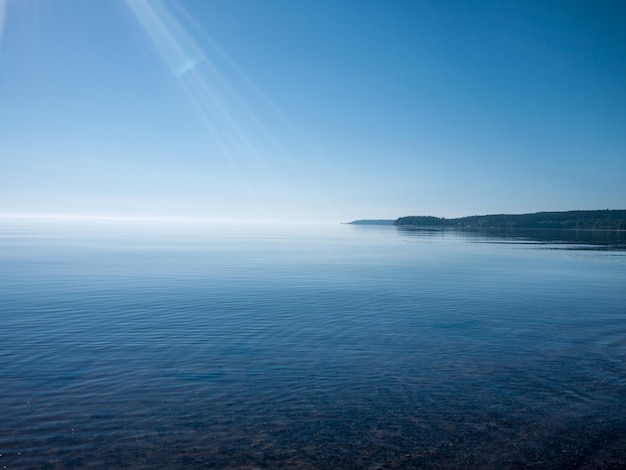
[
  {"x1": 1, "y1": 220, "x2": 625, "y2": 468},
  {"x1": 396, "y1": 225, "x2": 626, "y2": 250}
]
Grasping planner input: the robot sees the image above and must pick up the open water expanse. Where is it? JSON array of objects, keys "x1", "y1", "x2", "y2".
[{"x1": 1, "y1": 219, "x2": 626, "y2": 469}]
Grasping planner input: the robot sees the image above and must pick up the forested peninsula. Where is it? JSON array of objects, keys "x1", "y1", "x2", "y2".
[{"x1": 394, "y1": 210, "x2": 626, "y2": 230}]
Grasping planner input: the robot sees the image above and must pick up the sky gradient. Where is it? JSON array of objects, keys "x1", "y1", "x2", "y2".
[{"x1": 1, "y1": 0, "x2": 625, "y2": 222}]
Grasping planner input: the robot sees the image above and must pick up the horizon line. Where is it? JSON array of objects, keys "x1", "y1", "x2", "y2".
[{"x1": 0, "y1": 213, "x2": 337, "y2": 225}]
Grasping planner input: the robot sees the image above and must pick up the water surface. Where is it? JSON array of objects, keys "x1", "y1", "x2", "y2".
[{"x1": 1, "y1": 220, "x2": 625, "y2": 468}]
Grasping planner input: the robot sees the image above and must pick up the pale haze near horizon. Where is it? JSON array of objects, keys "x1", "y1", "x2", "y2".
[{"x1": 0, "y1": 0, "x2": 625, "y2": 223}]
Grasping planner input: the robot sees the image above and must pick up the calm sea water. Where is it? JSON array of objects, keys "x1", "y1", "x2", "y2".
[{"x1": 1, "y1": 220, "x2": 625, "y2": 469}]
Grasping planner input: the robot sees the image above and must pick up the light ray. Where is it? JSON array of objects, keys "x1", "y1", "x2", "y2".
[
  {"x1": 0, "y1": 0, "x2": 7, "y2": 54},
  {"x1": 124, "y1": 0, "x2": 204, "y2": 79},
  {"x1": 171, "y1": 0, "x2": 323, "y2": 172},
  {"x1": 122, "y1": 0, "x2": 328, "y2": 218},
  {"x1": 124, "y1": 0, "x2": 275, "y2": 186}
]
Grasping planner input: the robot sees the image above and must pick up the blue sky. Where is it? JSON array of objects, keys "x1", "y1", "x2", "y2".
[{"x1": 1, "y1": 0, "x2": 625, "y2": 222}]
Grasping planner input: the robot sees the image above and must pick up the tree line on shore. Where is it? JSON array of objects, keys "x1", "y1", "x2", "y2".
[{"x1": 394, "y1": 210, "x2": 626, "y2": 230}]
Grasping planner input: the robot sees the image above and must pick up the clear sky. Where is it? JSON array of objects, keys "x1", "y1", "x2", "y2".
[{"x1": 1, "y1": 0, "x2": 625, "y2": 222}]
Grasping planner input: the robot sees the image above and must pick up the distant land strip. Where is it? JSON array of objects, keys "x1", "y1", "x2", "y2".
[
  {"x1": 393, "y1": 210, "x2": 626, "y2": 230},
  {"x1": 345, "y1": 219, "x2": 395, "y2": 225}
]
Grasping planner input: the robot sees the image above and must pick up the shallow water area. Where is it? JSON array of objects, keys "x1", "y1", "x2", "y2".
[{"x1": 1, "y1": 219, "x2": 626, "y2": 468}]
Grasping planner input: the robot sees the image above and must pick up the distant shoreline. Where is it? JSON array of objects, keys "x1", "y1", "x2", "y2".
[
  {"x1": 392, "y1": 210, "x2": 626, "y2": 231},
  {"x1": 346, "y1": 210, "x2": 626, "y2": 230}
]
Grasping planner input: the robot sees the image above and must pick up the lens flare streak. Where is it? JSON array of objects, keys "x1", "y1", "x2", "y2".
[{"x1": 123, "y1": 0, "x2": 318, "y2": 215}]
